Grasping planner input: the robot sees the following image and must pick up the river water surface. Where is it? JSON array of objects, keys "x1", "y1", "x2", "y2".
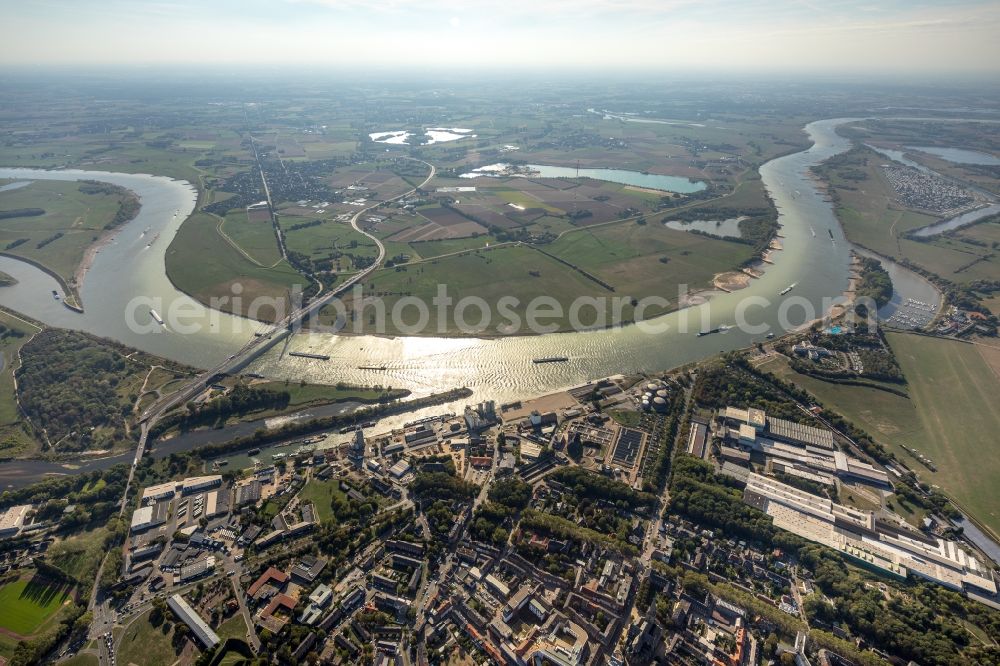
[
  {"x1": 0, "y1": 120, "x2": 861, "y2": 407},
  {"x1": 0, "y1": 118, "x2": 867, "y2": 486}
]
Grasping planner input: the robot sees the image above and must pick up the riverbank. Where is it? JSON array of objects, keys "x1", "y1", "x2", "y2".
[{"x1": 70, "y1": 224, "x2": 122, "y2": 308}]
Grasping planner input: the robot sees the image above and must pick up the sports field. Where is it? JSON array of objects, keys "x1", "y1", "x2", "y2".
[{"x1": 0, "y1": 575, "x2": 73, "y2": 636}]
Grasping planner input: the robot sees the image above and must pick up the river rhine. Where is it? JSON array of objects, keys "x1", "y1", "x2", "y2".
[{"x1": 0, "y1": 118, "x2": 865, "y2": 486}]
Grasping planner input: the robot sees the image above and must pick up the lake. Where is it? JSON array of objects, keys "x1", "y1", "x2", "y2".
[
  {"x1": 461, "y1": 163, "x2": 706, "y2": 193},
  {"x1": 664, "y1": 216, "x2": 745, "y2": 238},
  {"x1": 907, "y1": 146, "x2": 1000, "y2": 166}
]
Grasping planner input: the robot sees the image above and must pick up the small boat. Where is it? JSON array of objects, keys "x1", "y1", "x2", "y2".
[
  {"x1": 810, "y1": 227, "x2": 816, "y2": 237},
  {"x1": 247, "y1": 448, "x2": 261, "y2": 456},
  {"x1": 779, "y1": 283, "x2": 797, "y2": 296},
  {"x1": 52, "y1": 290, "x2": 59, "y2": 300},
  {"x1": 766, "y1": 332, "x2": 775, "y2": 339}
]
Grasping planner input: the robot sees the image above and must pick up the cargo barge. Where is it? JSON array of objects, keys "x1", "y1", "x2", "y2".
[{"x1": 289, "y1": 351, "x2": 330, "y2": 360}]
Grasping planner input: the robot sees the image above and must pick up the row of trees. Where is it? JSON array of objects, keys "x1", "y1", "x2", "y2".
[
  {"x1": 549, "y1": 466, "x2": 656, "y2": 507},
  {"x1": 150, "y1": 383, "x2": 292, "y2": 436}
]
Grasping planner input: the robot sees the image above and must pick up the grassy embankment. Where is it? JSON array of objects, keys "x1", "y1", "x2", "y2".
[
  {"x1": 0, "y1": 309, "x2": 40, "y2": 456},
  {"x1": 228, "y1": 380, "x2": 407, "y2": 422}
]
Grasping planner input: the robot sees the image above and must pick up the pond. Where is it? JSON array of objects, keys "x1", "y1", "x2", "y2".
[{"x1": 664, "y1": 216, "x2": 745, "y2": 238}]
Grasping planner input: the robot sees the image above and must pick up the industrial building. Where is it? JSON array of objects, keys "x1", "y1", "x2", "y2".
[
  {"x1": 686, "y1": 421, "x2": 708, "y2": 458},
  {"x1": 722, "y1": 406, "x2": 834, "y2": 449},
  {"x1": 167, "y1": 594, "x2": 219, "y2": 649},
  {"x1": 141, "y1": 481, "x2": 178, "y2": 502},
  {"x1": 0, "y1": 504, "x2": 31, "y2": 538},
  {"x1": 722, "y1": 418, "x2": 891, "y2": 488},
  {"x1": 181, "y1": 475, "x2": 222, "y2": 495},
  {"x1": 234, "y1": 480, "x2": 262, "y2": 507},
  {"x1": 743, "y1": 473, "x2": 996, "y2": 595},
  {"x1": 203, "y1": 489, "x2": 229, "y2": 518},
  {"x1": 388, "y1": 459, "x2": 411, "y2": 479},
  {"x1": 129, "y1": 501, "x2": 170, "y2": 533},
  {"x1": 348, "y1": 428, "x2": 365, "y2": 465}
]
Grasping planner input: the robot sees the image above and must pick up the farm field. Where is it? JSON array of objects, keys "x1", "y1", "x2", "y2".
[
  {"x1": 220, "y1": 209, "x2": 283, "y2": 267},
  {"x1": 548, "y1": 219, "x2": 755, "y2": 298},
  {"x1": 325, "y1": 244, "x2": 608, "y2": 336},
  {"x1": 282, "y1": 218, "x2": 380, "y2": 273},
  {"x1": 165, "y1": 212, "x2": 305, "y2": 320},
  {"x1": 0, "y1": 574, "x2": 73, "y2": 637},
  {"x1": 324, "y1": 219, "x2": 751, "y2": 336}
]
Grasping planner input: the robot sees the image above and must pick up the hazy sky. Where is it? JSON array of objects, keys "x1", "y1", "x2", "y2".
[{"x1": 2, "y1": 0, "x2": 999, "y2": 75}]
